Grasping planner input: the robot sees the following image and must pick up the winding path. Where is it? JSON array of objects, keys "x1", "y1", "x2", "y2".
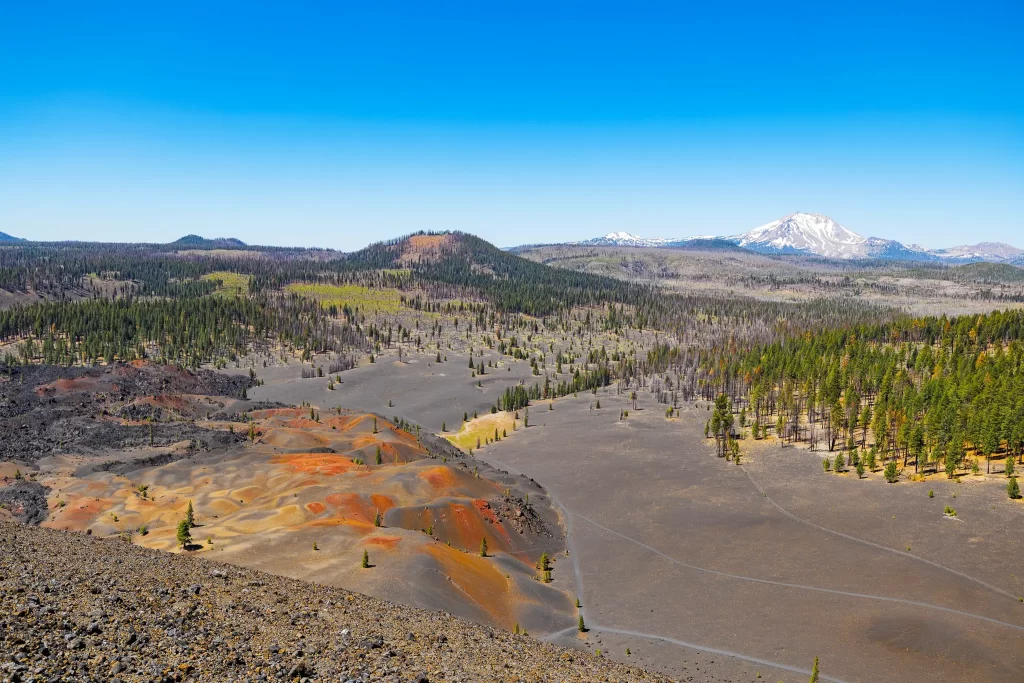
[{"x1": 484, "y1": 450, "x2": 1024, "y2": 683}]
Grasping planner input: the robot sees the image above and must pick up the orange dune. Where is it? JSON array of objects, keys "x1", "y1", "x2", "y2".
[
  {"x1": 271, "y1": 453, "x2": 358, "y2": 476},
  {"x1": 423, "y1": 542, "x2": 513, "y2": 627},
  {"x1": 352, "y1": 435, "x2": 382, "y2": 450},
  {"x1": 369, "y1": 494, "x2": 394, "y2": 513},
  {"x1": 326, "y1": 492, "x2": 376, "y2": 523},
  {"x1": 364, "y1": 535, "x2": 402, "y2": 550},
  {"x1": 420, "y1": 466, "x2": 457, "y2": 490}
]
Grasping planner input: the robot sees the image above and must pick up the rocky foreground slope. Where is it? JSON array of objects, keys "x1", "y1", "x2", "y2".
[{"x1": 0, "y1": 523, "x2": 670, "y2": 683}]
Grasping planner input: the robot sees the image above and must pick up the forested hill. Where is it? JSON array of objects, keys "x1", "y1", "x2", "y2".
[
  {"x1": 169, "y1": 234, "x2": 248, "y2": 249},
  {"x1": 343, "y1": 231, "x2": 657, "y2": 316}
]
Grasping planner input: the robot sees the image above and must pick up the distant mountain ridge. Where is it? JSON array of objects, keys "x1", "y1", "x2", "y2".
[
  {"x1": 170, "y1": 234, "x2": 247, "y2": 249},
  {"x1": 0, "y1": 232, "x2": 26, "y2": 242},
  {"x1": 571, "y1": 213, "x2": 1022, "y2": 264}
]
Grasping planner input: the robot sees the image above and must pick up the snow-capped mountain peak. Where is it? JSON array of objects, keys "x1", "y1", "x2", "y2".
[
  {"x1": 563, "y1": 213, "x2": 1022, "y2": 264},
  {"x1": 577, "y1": 232, "x2": 679, "y2": 247},
  {"x1": 733, "y1": 212, "x2": 868, "y2": 259}
]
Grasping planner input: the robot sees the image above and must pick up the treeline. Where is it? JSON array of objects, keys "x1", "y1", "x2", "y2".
[
  {"x1": 719, "y1": 308, "x2": 1024, "y2": 477},
  {"x1": 0, "y1": 295, "x2": 367, "y2": 368},
  {"x1": 496, "y1": 364, "x2": 614, "y2": 412}
]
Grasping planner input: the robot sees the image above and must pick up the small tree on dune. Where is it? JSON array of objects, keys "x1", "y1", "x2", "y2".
[
  {"x1": 809, "y1": 656, "x2": 819, "y2": 683},
  {"x1": 361, "y1": 550, "x2": 370, "y2": 568},
  {"x1": 375, "y1": 445, "x2": 383, "y2": 465},
  {"x1": 578, "y1": 614, "x2": 586, "y2": 632},
  {"x1": 185, "y1": 501, "x2": 195, "y2": 528},
  {"x1": 480, "y1": 537, "x2": 488, "y2": 557}
]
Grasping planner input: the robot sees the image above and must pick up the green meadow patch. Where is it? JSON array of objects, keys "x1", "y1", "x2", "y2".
[
  {"x1": 285, "y1": 283, "x2": 405, "y2": 314},
  {"x1": 201, "y1": 271, "x2": 251, "y2": 296}
]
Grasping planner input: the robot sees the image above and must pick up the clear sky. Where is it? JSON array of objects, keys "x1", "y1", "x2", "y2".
[{"x1": 1, "y1": 1, "x2": 1021, "y2": 250}]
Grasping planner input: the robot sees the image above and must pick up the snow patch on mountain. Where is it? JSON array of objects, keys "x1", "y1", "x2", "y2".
[
  {"x1": 567, "y1": 214, "x2": 1021, "y2": 263},
  {"x1": 731, "y1": 213, "x2": 868, "y2": 259},
  {"x1": 577, "y1": 232, "x2": 680, "y2": 247}
]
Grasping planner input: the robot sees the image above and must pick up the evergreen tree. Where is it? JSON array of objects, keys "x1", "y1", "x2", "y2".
[{"x1": 176, "y1": 518, "x2": 192, "y2": 549}]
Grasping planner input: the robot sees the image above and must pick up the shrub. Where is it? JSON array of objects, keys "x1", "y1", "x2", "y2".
[{"x1": 944, "y1": 506, "x2": 957, "y2": 517}]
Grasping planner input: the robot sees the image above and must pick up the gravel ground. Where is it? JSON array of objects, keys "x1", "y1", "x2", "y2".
[{"x1": 0, "y1": 522, "x2": 672, "y2": 683}]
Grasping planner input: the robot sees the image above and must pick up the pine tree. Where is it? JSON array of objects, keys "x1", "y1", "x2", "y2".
[
  {"x1": 578, "y1": 614, "x2": 586, "y2": 632},
  {"x1": 809, "y1": 656, "x2": 819, "y2": 683},
  {"x1": 375, "y1": 445, "x2": 382, "y2": 465},
  {"x1": 185, "y1": 501, "x2": 195, "y2": 528},
  {"x1": 480, "y1": 537, "x2": 488, "y2": 557},
  {"x1": 361, "y1": 550, "x2": 370, "y2": 568},
  {"x1": 176, "y1": 518, "x2": 192, "y2": 549},
  {"x1": 1008, "y1": 476, "x2": 1021, "y2": 500}
]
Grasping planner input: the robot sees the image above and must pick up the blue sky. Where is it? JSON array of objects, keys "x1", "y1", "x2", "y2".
[{"x1": 1, "y1": 1, "x2": 1021, "y2": 250}]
